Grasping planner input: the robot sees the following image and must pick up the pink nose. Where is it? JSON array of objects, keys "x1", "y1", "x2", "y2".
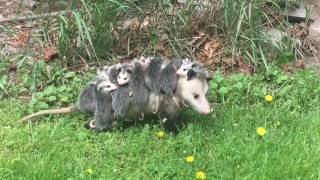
[{"x1": 199, "y1": 108, "x2": 210, "y2": 115}]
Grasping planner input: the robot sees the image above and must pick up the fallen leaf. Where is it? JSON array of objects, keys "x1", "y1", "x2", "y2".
[
  {"x1": 236, "y1": 58, "x2": 253, "y2": 75},
  {"x1": 222, "y1": 58, "x2": 237, "y2": 66},
  {"x1": 8, "y1": 62, "x2": 17, "y2": 73},
  {"x1": 44, "y1": 47, "x2": 58, "y2": 62},
  {"x1": 8, "y1": 31, "x2": 30, "y2": 47},
  {"x1": 295, "y1": 59, "x2": 305, "y2": 69},
  {"x1": 281, "y1": 64, "x2": 291, "y2": 72},
  {"x1": 141, "y1": 16, "x2": 150, "y2": 31}
]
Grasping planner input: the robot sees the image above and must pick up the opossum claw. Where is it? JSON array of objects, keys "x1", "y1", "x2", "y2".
[
  {"x1": 89, "y1": 120, "x2": 96, "y2": 129},
  {"x1": 172, "y1": 96, "x2": 180, "y2": 108},
  {"x1": 139, "y1": 113, "x2": 145, "y2": 121}
]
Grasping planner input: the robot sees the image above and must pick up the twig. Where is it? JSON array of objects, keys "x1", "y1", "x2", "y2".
[{"x1": 0, "y1": 11, "x2": 70, "y2": 24}]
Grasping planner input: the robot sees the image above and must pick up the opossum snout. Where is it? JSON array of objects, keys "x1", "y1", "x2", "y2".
[
  {"x1": 199, "y1": 107, "x2": 210, "y2": 115},
  {"x1": 98, "y1": 85, "x2": 110, "y2": 91}
]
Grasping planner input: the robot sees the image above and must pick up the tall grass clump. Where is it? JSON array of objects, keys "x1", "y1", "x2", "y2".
[
  {"x1": 58, "y1": 0, "x2": 131, "y2": 64},
  {"x1": 57, "y1": 0, "x2": 205, "y2": 65},
  {"x1": 222, "y1": 0, "x2": 302, "y2": 72}
]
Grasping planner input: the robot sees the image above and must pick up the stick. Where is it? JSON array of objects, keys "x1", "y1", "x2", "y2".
[{"x1": 0, "y1": 11, "x2": 70, "y2": 24}]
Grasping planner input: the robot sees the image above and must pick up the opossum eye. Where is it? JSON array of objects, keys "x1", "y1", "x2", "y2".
[
  {"x1": 124, "y1": 78, "x2": 127, "y2": 80},
  {"x1": 106, "y1": 85, "x2": 110, "y2": 88},
  {"x1": 193, "y1": 94, "x2": 199, "y2": 99},
  {"x1": 126, "y1": 69, "x2": 132, "y2": 74},
  {"x1": 183, "y1": 69, "x2": 187, "y2": 71}
]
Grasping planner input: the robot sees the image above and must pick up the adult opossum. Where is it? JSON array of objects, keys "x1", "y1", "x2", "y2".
[{"x1": 18, "y1": 59, "x2": 212, "y2": 133}]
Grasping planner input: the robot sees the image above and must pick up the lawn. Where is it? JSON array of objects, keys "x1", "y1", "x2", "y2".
[{"x1": 1, "y1": 70, "x2": 320, "y2": 179}]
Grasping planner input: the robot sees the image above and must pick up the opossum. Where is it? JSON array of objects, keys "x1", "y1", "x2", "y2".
[
  {"x1": 112, "y1": 58, "x2": 150, "y2": 120},
  {"x1": 17, "y1": 66, "x2": 118, "y2": 124},
  {"x1": 18, "y1": 61, "x2": 212, "y2": 134},
  {"x1": 144, "y1": 57, "x2": 167, "y2": 114},
  {"x1": 159, "y1": 58, "x2": 182, "y2": 96}
]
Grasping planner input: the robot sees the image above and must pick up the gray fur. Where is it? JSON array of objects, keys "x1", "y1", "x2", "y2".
[
  {"x1": 111, "y1": 60, "x2": 149, "y2": 120},
  {"x1": 112, "y1": 84, "x2": 132, "y2": 118},
  {"x1": 159, "y1": 59, "x2": 182, "y2": 96},
  {"x1": 78, "y1": 83, "x2": 96, "y2": 114},
  {"x1": 87, "y1": 59, "x2": 211, "y2": 133},
  {"x1": 112, "y1": 63, "x2": 134, "y2": 118},
  {"x1": 79, "y1": 66, "x2": 118, "y2": 114},
  {"x1": 84, "y1": 66, "x2": 119, "y2": 131},
  {"x1": 144, "y1": 57, "x2": 164, "y2": 93},
  {"x1": 128, "y1": 61, "x2": 149, "y2": 114},
  {"x1": 93, "y1": 79, "x2": 115, "y2": 131}
]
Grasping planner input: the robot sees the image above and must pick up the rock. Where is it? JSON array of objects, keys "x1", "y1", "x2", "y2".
[
  {"x1": 308, "y1": 0, "x2": 320, "y2": 44},
  {"x1": 309, "y1": 20, "x2": 320, "y2": 44},
  {"x1": 286, "y1": 6, "x2": 309, "y2": 23}
]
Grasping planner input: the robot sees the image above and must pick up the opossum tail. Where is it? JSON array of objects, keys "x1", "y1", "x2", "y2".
[{"x1": 17, "y1": 106, "x2": 78, "y2": 124}]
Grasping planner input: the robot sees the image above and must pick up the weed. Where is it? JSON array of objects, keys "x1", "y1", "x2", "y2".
[
  {"x1": 27, "y1": 68, "x2": 94, "y2": 113},
  {"x1": 222, "y1": 0, "x2": 301, "y2": 71},
  {"x1": 210, "y1": 68, "x2": 320, "y2": 112}
]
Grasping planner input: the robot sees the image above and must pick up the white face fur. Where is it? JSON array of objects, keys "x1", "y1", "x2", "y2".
[
  {"x1": 117, "y1": 68, "x2": 131, "y2": 85},
  {"x1": 96, "y1": 67, "x2": 118, "y2": 93},
  {"x1": 176, "y1": 59, "x2": 194, "y2": 76},
  {"x1": 176, "y1": 76, "x2": 210, "y2": 115},
  {"x1": 116, "y1": 56, "x2": 151, "y2": 86},
  {"x1": 134, "y1": 56, "x2": 151, "y2": 70}
]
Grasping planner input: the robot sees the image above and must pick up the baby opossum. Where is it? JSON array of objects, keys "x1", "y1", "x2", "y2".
[
  {"x1": 144, "y1": 57, "x2": 167, "y2": 113},
  {"x1": 17, "y1": 66, "x2": 118, "y2": 124},
  {"x1": 112, "y1": 57, "x2": 150, "y2": 121}
]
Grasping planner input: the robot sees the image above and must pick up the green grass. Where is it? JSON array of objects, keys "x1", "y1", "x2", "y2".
[{"x1": 1, "y1": 70, "x2": 320, "y2": 179}]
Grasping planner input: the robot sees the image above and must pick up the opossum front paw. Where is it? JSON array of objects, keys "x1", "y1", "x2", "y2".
[
  {"x1": 84, "y1": 120, "x2": 93, "y2": 129},
  {"x1": 84, "y1": 120, "x2": 101, "y2": 132},
  {"x1": 164, "y1": 120, "x2": 179, "y2": 135},
  {"x1": 139, "y1": 113, "x2": 144, "y2": 121}
]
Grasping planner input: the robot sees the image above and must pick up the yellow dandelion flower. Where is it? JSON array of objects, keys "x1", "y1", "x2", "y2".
[
  {"x1": 196, "y1": 171, "x2": 206, "y2": 180},
  {"x1": 265, "y1": 95, "x2": 273, "y2": 102},
  {"x1": 85, "y1": 168, "x2": 94, "y2": 175},
  {"x1": 156, "y1": 131, "x2": 165, "y2": 138},
  {"x1": 186, "y1": 155, "x2": 194, "y2": 163},
  {"x1": 256, "y1": 127, "x2": 267, "y2": 137}
]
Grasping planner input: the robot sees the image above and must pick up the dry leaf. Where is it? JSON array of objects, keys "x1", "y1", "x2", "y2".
[
  {"x1": 44, "y1": 47, "x2": 58, "y2": 62},
  {"x1": 8, "y1": 31, "x2": 30, "y2": 47},
  {"x1": 295, "y1": 59, "x2": 305, "y2": 69},
  {"x1": 8, "y1": 62, "x2": 17, "y2": 73},
  {"x1": 236, "y1": 58, "x2": 253, "y2": 75},
  {"x1": 222, "y1": 58, "x2": 237, "y2": 66},
  {"x1": 141, "y1": 16, "x2": 150, "y2": 31}
]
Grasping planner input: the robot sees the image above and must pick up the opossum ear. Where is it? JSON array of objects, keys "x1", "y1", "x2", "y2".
[
  {"x1": 116, "y1": 63, "x2": 122, "y2": 70},
  {"x1": 187, "y1": 69, "x2": 197, "y2": 80},
  {"x1": 102, "y1": 66, "x2": 109, "y2": 70}
]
